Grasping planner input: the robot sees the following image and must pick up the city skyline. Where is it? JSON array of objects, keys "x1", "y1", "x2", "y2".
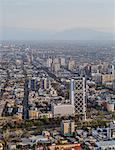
[{"x1": 0, "y1": 0, "x2": 115, "y2": 149}]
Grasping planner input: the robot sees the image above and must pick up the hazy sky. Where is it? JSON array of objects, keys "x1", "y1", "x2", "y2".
[{"x1": 0, "y1": 0, "x2": 115, "y2": 33}]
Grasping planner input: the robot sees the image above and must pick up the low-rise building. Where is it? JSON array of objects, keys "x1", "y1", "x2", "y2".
[{"x1": 52, "y1": 104, "x2": 74, "y2": 117}]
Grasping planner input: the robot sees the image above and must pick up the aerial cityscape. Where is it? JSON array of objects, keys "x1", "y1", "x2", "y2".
[
  {"x1": 0, "y1": 40, "x2": 115, "y2": 149},
  {"x1": 0, "y1": 0, "x2": 115, "y2": 150}
]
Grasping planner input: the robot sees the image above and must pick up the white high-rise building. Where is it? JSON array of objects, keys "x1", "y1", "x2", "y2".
[
  {"x1": 70, "y1": 77, "x2": 86, "y2": 120},
  {"x1": 60, "y1": 57, "x2": 65, "y2": 66},
  {"x1": 112, "y1": 64, "x2": 115, "y2": 77},
  {"x1": 53, "y1": 63, "x2": 60, "y2": 72},
  {"x1": 68, "y1": 59, "x2": 75, "y2": 71},
  {"x1": 70, "y1": 79, "x2": 74, "y2": 105},
  {"x1": 46, "y1": 58, "x2": 52, "y2": 68},
  {"x1": 51, "y1": 58, "x2": 60, "y2": 73}
]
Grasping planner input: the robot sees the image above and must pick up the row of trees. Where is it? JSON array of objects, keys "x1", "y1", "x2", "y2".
[{"x1": 2, "y1": 116, "x2": 63, "y2": 131}]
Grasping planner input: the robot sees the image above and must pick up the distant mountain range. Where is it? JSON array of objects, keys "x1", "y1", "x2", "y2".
[{"x1": 0, "y1": 27, "x2": 114, "y2": 41}]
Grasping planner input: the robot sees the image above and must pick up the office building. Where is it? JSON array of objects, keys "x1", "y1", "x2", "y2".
[
  {"x1": 40, "y1": 77, "x2": 50, "y2": 90},
  {"x1": 61, "y1": 120, "x2": 75, "y2": 136},
  {"x1": 70, "y1": 79, "x2": 74, "y2": 105},
  {"x1": 70, "y1": 77, "x2": 86, "y2": 120},
  {"x1": 68, "y1": 59, "x2": 75, "y2": 71},
  {"x1": 46, "y1": 58, "x2": 52, "y2": 68},
  {"x1": 60, "y1": 57, "x2": 65, "y2": 67}
]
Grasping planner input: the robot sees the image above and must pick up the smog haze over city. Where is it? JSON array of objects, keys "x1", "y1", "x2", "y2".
[
  {"x1": 0, "y1": 0, "x2": 115, "y2": 40},
  {"x1": 0, "y1": 0, "x2": 115, "y2": 150}
]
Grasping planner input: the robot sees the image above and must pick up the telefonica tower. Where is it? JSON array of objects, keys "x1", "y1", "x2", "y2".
[{"x1": 70, "y1": 77, "x2": 86, "y2": 120}]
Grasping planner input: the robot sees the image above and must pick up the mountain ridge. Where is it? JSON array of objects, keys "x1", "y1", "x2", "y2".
[{"x1": 0, "y1": 27, "x2": 114, "y2": 41}]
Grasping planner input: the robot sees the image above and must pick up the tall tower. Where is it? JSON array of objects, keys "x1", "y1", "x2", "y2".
[
  {"x1": 22, "y1": 80, "x2": 29, "y2": 120},
  {"x1": 70, "y1": 77, "x2": 86, "y2": 120},
  {"x1": 70, "y1": 79, "x2": 74, "y2": 105},
  {"x1": 112, "y1": 65, "x2": 115, "y2": 76}
]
